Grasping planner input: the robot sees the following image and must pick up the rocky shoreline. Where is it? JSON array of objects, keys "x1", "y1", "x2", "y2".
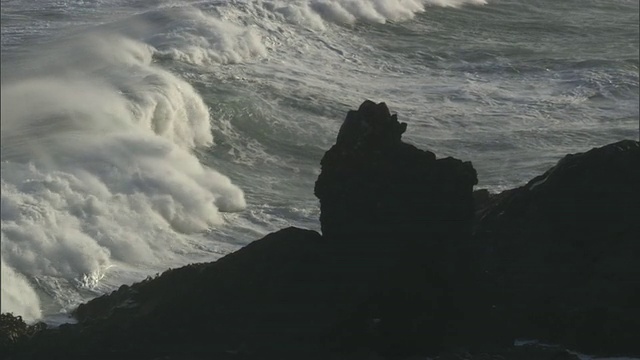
[{"x1": 2, "y1": 101, "x2": 639, "y2": 359}]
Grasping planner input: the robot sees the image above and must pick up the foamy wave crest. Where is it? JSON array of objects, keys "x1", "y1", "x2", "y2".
[
  {"x1": 135, "y1": 7, "x2": 267, "y2": 66},
  {"x1": 260, "y1": 0, "x2": 485, "y2": 28},
  {"x1": 263, "y1": 0, "x2": 425, "y2": 27},
  {"x1": 424, "y1": 0, "x2": 487, "y2": 7},
  {"x1": 1, "y1": 261, "x2": 42, "y2": 323},
  {"x1": 311, "y1": 0, "x2": 426, "y2": 24},
  {"x1": 0, "y1": 32, "x2": 245, "y2": 321}
]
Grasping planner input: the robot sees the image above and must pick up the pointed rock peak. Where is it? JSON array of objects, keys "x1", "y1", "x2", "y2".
[
  {"x1": 316, "y1": 100, "x2": 477, "y2": 241},
  {"x1": 336, "y1": 100, "x2": 407, "y2": 150}
]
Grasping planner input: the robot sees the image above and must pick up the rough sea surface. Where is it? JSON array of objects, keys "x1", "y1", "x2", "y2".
[{"x1": 1, "y1": 0, "x2": 638, "y2": 331}]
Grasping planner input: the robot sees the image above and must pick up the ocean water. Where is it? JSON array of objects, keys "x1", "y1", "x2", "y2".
[{"x1": 1, "y1": 0, "x2": 638, "y2": 325}]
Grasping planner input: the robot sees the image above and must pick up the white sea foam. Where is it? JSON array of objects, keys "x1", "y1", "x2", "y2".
[
  {"x1": 211, "y1": 0, "x2": 486, "y2": 38},
  {"x1": 0, "y1": 261, "x2": 42, "y2": 323},
  {"x1": 267, "y1": 0, "x2": 485, "y2": 27},
  {"x1": 142, "y1": 7, "x2": 268, "y2": 65},
  {"x1": 260, "y1": 0, "x2": 427, "y2": 27},
  {"x1": 424, "y1": 0, "x2": 487, "y2": 7},
  {"x1": 0, "y1": 30, "x2": 245, "y2": 322}
]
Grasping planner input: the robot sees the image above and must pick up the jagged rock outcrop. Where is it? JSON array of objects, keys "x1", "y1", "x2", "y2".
[
  {"x1": 474, "y1": 140, "x2": 640, "y2": 356},
  {"x1": 314, "y1": 100, "x2": 500, "y2": 354},
  {"x1": 315, "y1": 100, "x2": 478, "y2": 246}
]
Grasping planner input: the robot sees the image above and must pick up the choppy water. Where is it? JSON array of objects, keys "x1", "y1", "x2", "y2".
[{"x1": 1, "y1": 0, "x2": 638, "y2": 325}]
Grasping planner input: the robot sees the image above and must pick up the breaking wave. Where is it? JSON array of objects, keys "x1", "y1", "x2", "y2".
[{"x1": 1, "y1": 29, "x2": 245, "y2": 321}]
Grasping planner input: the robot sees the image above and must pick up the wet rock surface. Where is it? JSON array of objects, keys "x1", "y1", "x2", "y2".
[{"x1": 2, "y1": 102, "x2": 638, "y2": 360}]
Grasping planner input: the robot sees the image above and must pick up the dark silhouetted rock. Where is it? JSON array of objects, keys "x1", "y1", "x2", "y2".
[
  {"x1": 315, "y1": 100, "x2": 478, "y2": 246},
  {"x1": 314, "y1": 100, "x2": 499, "y2": 355},
  {"x1": 0, "y1": 313, "x2": 46, "y2": 351},
  {"x1": 474, "y1": 140, "x2": 640, "y2": 356},
  {"x1": 8, "y1": 227, "x2": 328, "y2": 359}
]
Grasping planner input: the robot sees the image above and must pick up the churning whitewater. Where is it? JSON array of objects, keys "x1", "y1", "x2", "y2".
[{"x1": 1, "y1": 0, "x2": 638, "y2": 324}]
